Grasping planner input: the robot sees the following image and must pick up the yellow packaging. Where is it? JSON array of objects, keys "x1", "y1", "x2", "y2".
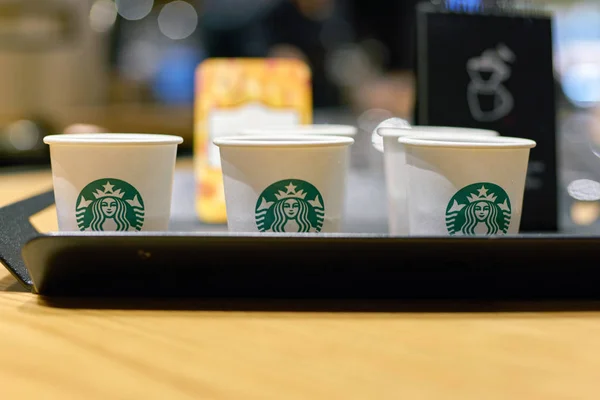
[{"x1": 194, "y1": 58, "x2": 313, "y2": 223}]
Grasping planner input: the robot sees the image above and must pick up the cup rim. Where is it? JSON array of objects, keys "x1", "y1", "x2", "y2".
[
  {"x1": 378, "y1": 126, "x2": 499, "y2": 138},
  {"x1": 398, "y1": 134, "x2": 536, "y2": 149},
  {"x1": 213, "y1": 134, "x2": 354, "y2": 147},
  {"x1": 372, "y1": 136, "x2": 384, "y2": 153},
  {"x1": 43, "y1": 133, "x2": 184, "y2": 146},
  {"x1": 240, "y1": 124, "x2": 357, "y2": 137}
]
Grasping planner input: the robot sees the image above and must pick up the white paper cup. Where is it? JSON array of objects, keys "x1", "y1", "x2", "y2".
[
  {"x1": 398, "y1": 134, "x2": 536, "y2": 236},
  {"x1": 371, "y1": 117, "x2": 411, "y2": 153},
  {"x1": 373, "y1": 124, "x2": 498, "y2": 153},
  {"x1": 43, "y1": 133, "x2": 183, "y2": 232},
  {"x1": 213, "y1": 135, "x2": 353, "y2": 233},
  {"x1": 376, "y1": 126, "x2": 499, "y2": 236},
  {"x1": 241, "y1": 124, "x2": 357, "y2": 137}
]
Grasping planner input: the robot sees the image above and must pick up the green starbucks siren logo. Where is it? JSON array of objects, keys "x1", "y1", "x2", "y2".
[
  {"x1": 76, "y1": 178, "x2": 145, "y2": 232},
  {"x1": 445, "y1": 182, "x2": 511, "y2": 236},
  {"x1": 255, "y1": 179, "x2": 325, "y2": 233}
]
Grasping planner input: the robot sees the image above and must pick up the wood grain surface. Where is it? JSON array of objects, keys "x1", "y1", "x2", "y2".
[{"x1": 2, "y1": 162, "x2": 600, "y2": 400}]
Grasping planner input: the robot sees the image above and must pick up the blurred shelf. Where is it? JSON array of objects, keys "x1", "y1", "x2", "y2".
[
  {"x1": 0, "y1": 103, "x2": 194, "y2": 149},
  {"x1": 53, "y1": 104, "x2": 194, "y2": 146}
]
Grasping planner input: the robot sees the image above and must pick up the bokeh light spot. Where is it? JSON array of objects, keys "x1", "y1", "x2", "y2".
[
  {"x1": 90, "y1": 0, "x2": 117, "y2": 33},
  {"x1": 115, "y1": 0, "x2": 154, "y2": 21},
  {"x1": 158, "y1": 1, "x2": 198, "y2": 40}
]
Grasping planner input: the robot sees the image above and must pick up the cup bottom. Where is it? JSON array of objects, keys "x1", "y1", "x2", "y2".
[
  {"x1": 57, "y1": 215, "x2": 170, "y2": 233},
  {"x1": 227, "y1": 216, "x2": 343, "y2": 234}
]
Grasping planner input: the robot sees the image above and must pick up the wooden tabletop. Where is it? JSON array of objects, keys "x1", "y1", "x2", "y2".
[{"x1": 2, "y1": 163, "x2": 600, "y2": 399}]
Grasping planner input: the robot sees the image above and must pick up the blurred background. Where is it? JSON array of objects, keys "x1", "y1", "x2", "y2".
[{"x1": 1, "y1": 0, "x2": 600, "y2": 233}]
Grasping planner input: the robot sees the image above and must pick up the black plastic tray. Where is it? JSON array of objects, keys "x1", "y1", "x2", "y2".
[{"x1": 2, "y1": 190, "x2": 600, "y2": 300}]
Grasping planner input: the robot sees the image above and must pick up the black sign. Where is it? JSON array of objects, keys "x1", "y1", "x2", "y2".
[{"x1": 415, "y1": 4, "x2": 557, "y2": 232}]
